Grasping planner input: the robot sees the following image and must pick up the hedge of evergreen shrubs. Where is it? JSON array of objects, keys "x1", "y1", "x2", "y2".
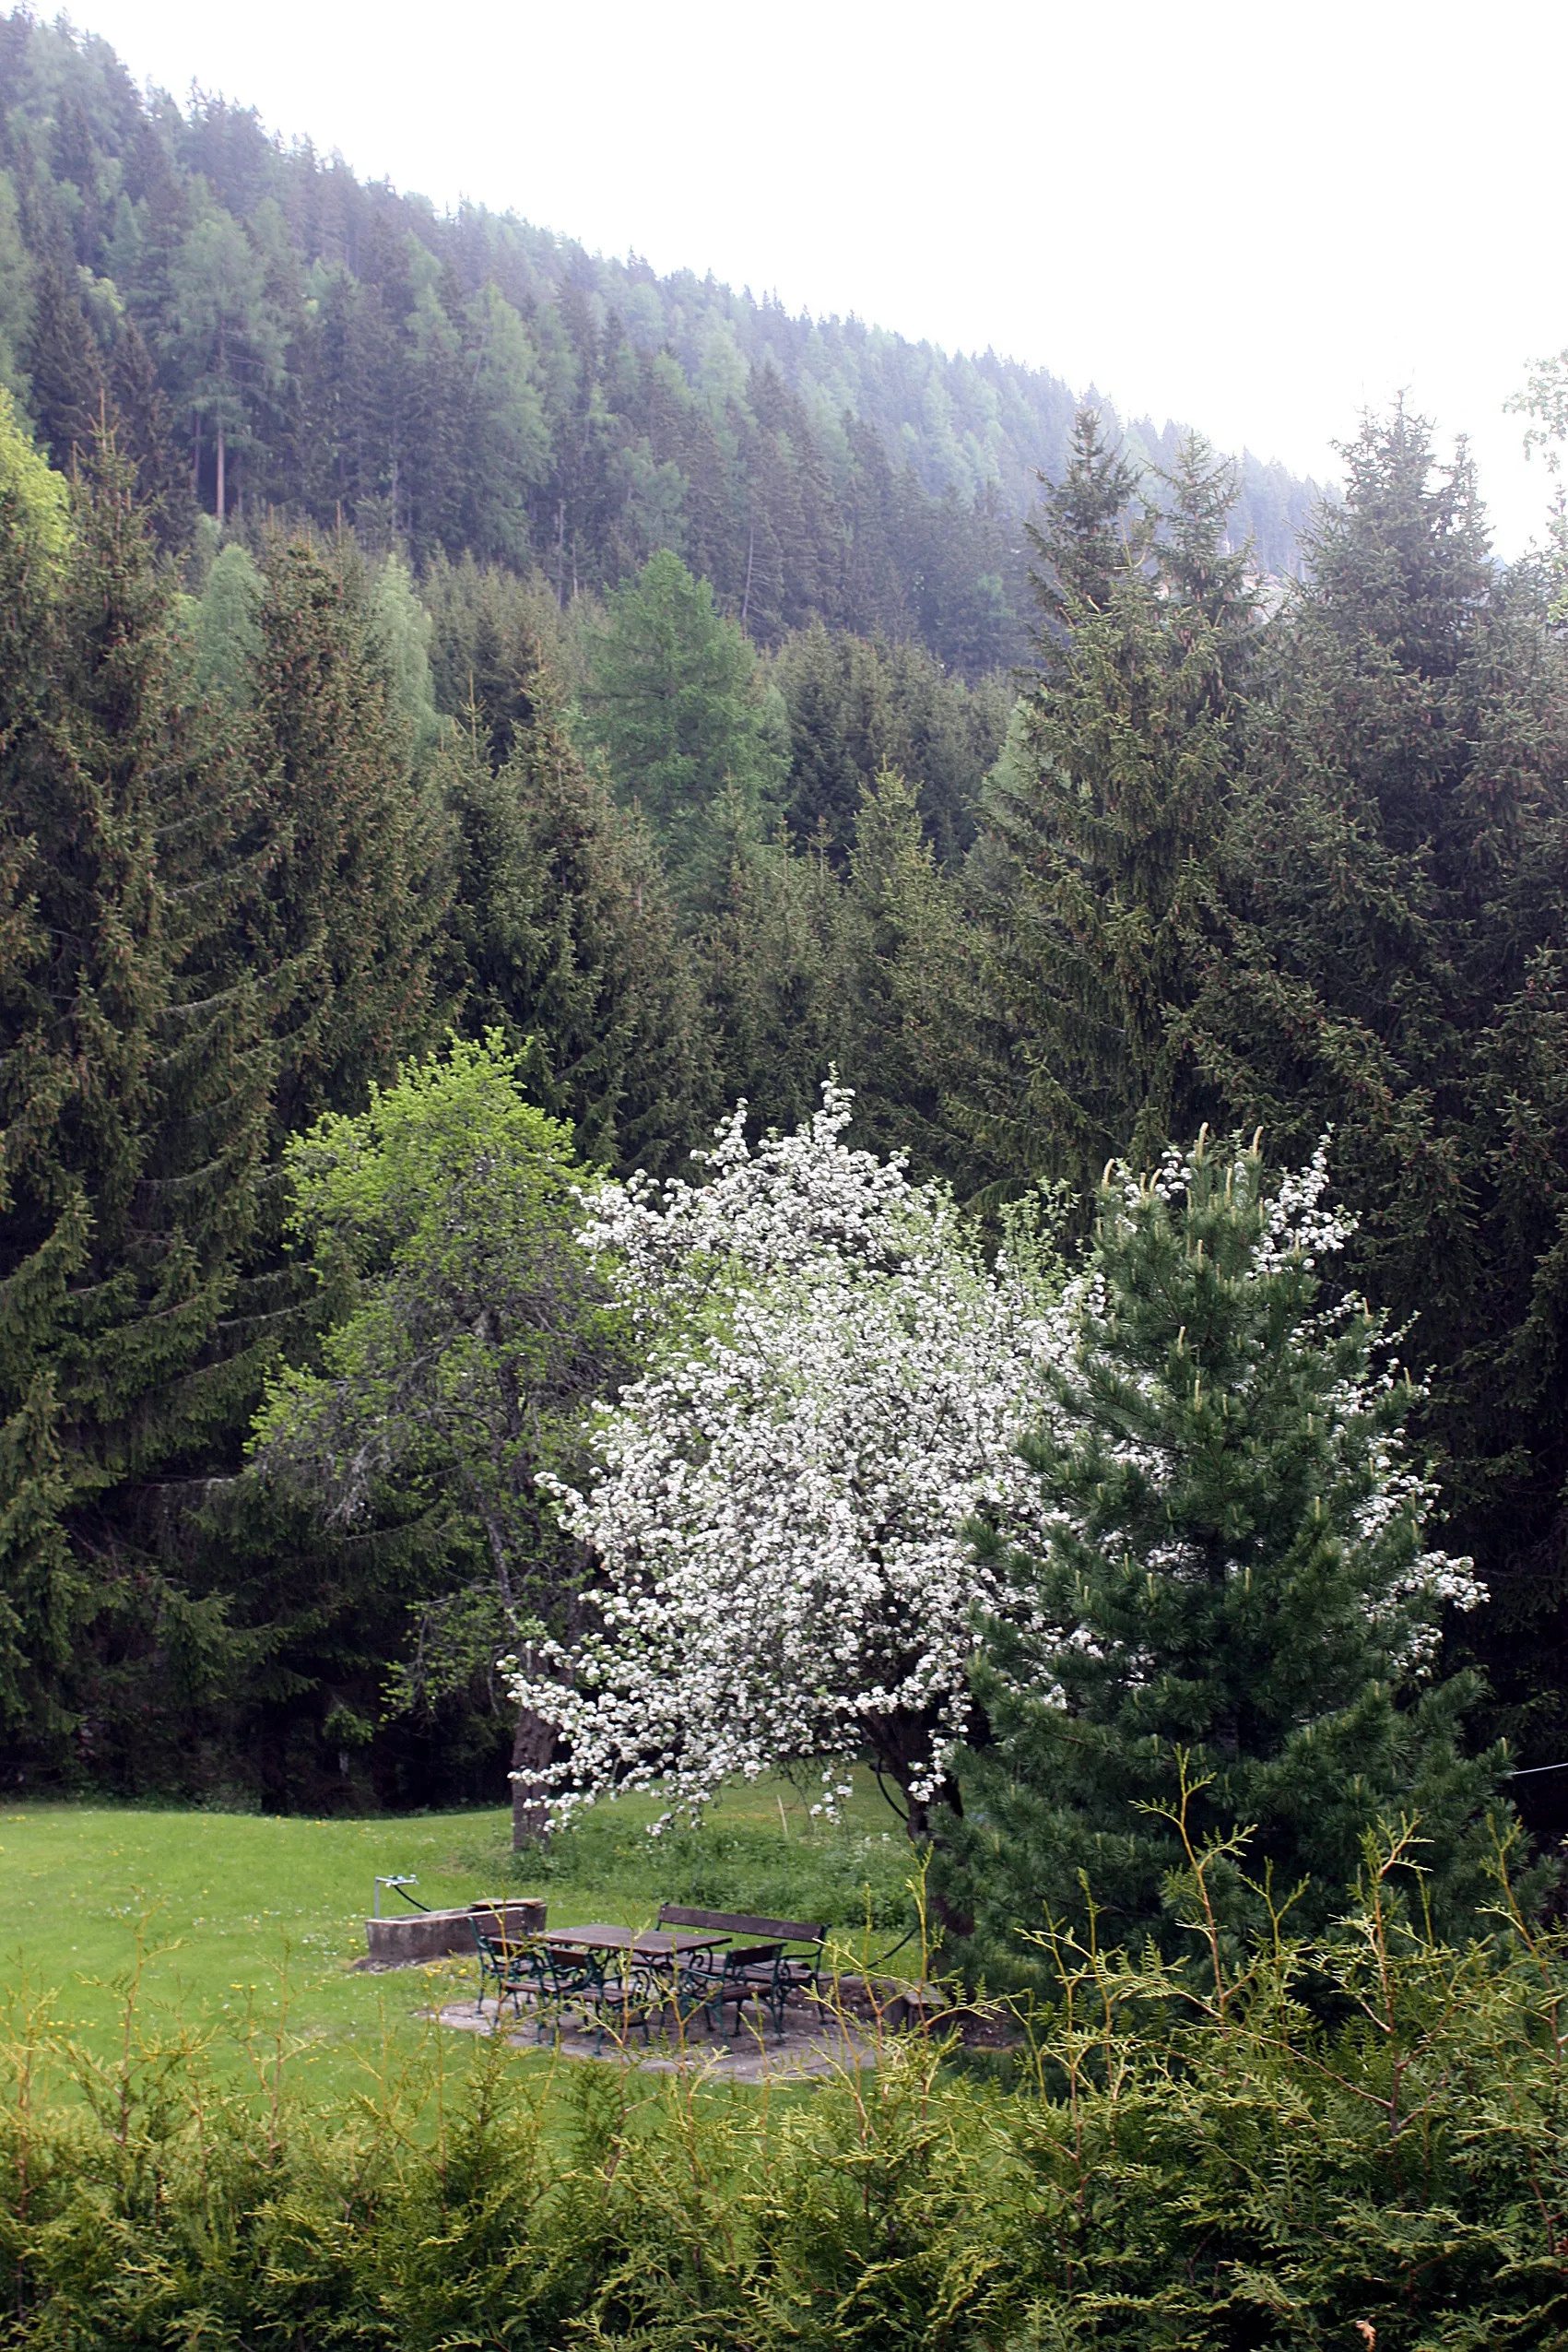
[{"x1": 4, "y1": 1830, "x2": 1564, "y2": 2348}]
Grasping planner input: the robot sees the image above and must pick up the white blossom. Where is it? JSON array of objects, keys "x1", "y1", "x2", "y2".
[{"x1": 510, "y1": 1083, "x2": 1067, "y2": 1828}]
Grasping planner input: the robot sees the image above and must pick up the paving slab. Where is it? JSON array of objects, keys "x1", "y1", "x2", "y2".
[{"x1": 431, "y1": 1995, "x2": 877, "y2": 2080}]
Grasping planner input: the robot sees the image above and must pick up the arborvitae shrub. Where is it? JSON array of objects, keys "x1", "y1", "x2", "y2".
[{"x1": 4, "y1": 1832, "x2": 1567, "y2": 2348}]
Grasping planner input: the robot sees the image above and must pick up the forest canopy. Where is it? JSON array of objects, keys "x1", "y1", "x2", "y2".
[{"x1": 1, "y1": 9, "x2": 1567, "y2": 1900}]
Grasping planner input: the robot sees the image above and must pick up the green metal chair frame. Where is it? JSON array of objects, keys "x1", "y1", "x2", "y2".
[
  {"x1": 656, "y1": 1908, "x2": 827, "y2": 2045},
  {"x1": 646, "y1": 1950, "x2": 725, "y2": 2042},
  {"x1": 716, "y1": 1941, "x2": 794, "y2": 2039},
  {"x1": 579, "y1": 1956, "x2": 664, "y2": 2055},
  {"x1": 470, "y1": 1921, "x2": 531, "y2": 2019},
  {"x1": 514, "y1": 1941, "x2": 602, "y2": 2043}
]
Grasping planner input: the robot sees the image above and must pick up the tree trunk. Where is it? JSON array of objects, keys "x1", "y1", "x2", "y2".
[
  {"x1": 511, "y1": 1705, "x2": 554, "y2": 1848},
  {"x1": 216, "y1": 421, "x2": 226, "y2": 526},
  {"x1": 869, "y1": 1717, "x2": 976, "y2": 1939}
]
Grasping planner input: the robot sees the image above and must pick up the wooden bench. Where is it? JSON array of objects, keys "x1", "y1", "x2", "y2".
[{"x1": 656, "y1": 1905, "x2": 826, "y2": 2040}]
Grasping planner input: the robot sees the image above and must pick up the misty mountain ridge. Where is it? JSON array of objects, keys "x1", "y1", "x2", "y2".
[{"x1": 0, "y1": 9, "x2": 1324, "y2": 671}]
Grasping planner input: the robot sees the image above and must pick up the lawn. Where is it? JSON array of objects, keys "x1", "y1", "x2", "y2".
[{"x1": 0, "y1": 1771, "x2": 919, "y2": 2110}]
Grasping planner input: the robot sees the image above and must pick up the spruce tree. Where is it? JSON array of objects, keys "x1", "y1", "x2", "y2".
[
  {"x1": 768, "y1": 619, "x2": 1009, "y2": 868},
  {"x1": 837, "y1": 765, "x2": 970, "y2": 1176},
  {"x1": 25, "y1": 251, "x2": 105, "y2": 467},
  {"x1": 0, "y1": 171, "x2": 33, "y2": 408},
  {"x1": 108, "y1": 314, "x2": 195, "y2": 548},
  {"x1": 945, "y1": 1132, "x2": 1509, "y2": 1975},
  {"x1": 441, "y1": 675, "x2": 708, "y2": 1177},
  {"x1": 1188, "y1": 408, "x2": 1568, "y2": 1800},
  {"x1": 943, "y1": 414, "x2": 1258, "y2": 1196},
  {"x1": 0, "y1": 398, "x2": 80, "y2": 1751},
  {"x1": 700, "y1": 818, "x2": 853, "y2": 1138},
  {"x1": 246, "y1": 538, "x2": 452, "y2": 1137},
  {"x1": 0, "y1": 400, "x2": 273, "y2": 1772},
  {"x1": 770, "y1": 617, "x2": 870, "y2": 857},
  {"x1": 422, "y1": 551, "x2": 564, "y2": 770}
]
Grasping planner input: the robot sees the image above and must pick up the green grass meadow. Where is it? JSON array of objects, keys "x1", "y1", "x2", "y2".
[{"x1": 0, "y1": 1774, "x2": 917, "y2": 2110}]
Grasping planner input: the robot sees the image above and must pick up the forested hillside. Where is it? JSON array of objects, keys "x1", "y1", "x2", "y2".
[
  {"x1": 2, "y1": 9, "x2": 1567, "y2": 1860},
  {"x1": 0, "y1": 10, "x2": 1319, "y2": 675}
]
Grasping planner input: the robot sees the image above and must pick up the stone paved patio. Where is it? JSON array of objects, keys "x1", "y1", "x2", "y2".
[{"x1": 431, "y1": 1993, "x2": 878, "y2": 2080}]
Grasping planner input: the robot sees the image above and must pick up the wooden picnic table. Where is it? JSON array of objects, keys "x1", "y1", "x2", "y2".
[
  {"x1": 523, "y1": 1925, "x2": 732, "y2": 2051},
  {"x1": 538, "y1": 1924, "x2": 728, "y2": 1960}
]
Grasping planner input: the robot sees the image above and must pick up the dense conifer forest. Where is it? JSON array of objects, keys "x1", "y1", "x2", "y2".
[
  {"x1": 2, "y1": 5, "x2": 1567, "y2": 1876},
  {"x1": 0, "y1": 8, "x2": 1319, "y2": 673}
]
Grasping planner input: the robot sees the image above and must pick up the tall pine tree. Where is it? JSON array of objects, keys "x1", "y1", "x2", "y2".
[
  {"x1": 245, "y1": 538, "x2": 451, "y2": 1140},
  {"x1": 108, "y1": 314, "x2": 195, "y2": 548},
  {"x1": 945, "y1": 1133, "x2": 1509, "y2": 1978},
  {"x1": 441, "y1": 668, "x2": 708, "y2": 1177},
  {"x1": 25, "y1": 251, "x2": 104, "y2": 468}
]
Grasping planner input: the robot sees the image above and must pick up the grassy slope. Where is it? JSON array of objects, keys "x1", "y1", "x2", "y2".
[{"x1": 0, "y1": 1774, "x2": 917, "y2": 2108}]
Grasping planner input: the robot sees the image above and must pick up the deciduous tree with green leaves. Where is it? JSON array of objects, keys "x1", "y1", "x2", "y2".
[
  {"x1": 251, "y1": 1034, "x2": 632, "y2": 1837},
  {"x1": 583, "y1": 548, "x2": 786, "y2": 911}
]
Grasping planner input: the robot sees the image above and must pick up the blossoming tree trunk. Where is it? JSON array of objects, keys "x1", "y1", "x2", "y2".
[{"x1": 511, "y1": 1704, "x2": 555, "y2": 1848}]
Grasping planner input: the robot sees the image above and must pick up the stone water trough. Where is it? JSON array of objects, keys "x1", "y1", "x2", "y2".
[{"x1": 361, "y1": 1897, "x2": 546, "y2": 1968}]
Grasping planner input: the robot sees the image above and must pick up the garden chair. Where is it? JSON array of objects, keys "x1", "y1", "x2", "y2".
[
  {"x1": 469, "y1": 1921, "x2": 531, "y2": 2019},
  {"x1": 577, "y1": 1955, "x2": 664, "y2": 2056},
  {"x1": 645, "y1": 1948, "x2": 725, "y2": 2043},
  {"x1": 513, "y1": 1941, "x2": 602, "y2": 2043},
  {"x1": 656, "y1": 1907, "x2": 827, "y2": 2043}
]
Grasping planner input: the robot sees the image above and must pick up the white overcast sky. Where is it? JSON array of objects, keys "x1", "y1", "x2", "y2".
[{"x1": 80, "y1": 0, "x2": 1563, "y2": 553}]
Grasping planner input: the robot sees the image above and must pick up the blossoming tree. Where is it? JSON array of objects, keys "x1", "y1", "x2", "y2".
[{"x1": 510, "y1": 1083, "x2": 1066, "y2": 1834}]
